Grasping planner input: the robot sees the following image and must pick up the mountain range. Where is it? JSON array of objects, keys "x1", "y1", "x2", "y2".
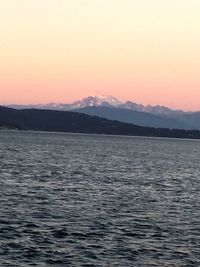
[
  {"x1": 6, "y1": 94, "x2": 200, "y2": 130},
  {"x1": 7, "y1": 94, "x2": 184, "y2": 115},
  {"x1": 1, "y1": 105, "x2": 200, "y2": 139}
]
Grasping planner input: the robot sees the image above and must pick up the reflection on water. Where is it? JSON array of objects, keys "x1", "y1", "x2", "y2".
[{"x1": 0, "y1": 131, "x2": 200, "y2": 266}]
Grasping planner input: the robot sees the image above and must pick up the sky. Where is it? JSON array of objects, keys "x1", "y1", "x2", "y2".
[{"x1": 0, "y1": 0, "x2": 200, "y2": 110}]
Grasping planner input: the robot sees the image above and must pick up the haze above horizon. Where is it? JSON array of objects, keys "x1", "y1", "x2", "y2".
[{"x1": 1, "y1": 0, "x2": 200, "y2": 111}]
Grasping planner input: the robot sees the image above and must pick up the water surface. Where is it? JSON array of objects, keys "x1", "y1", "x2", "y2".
[{"x1": 0, "y1": 131, "x2": 200, "y2": 266}]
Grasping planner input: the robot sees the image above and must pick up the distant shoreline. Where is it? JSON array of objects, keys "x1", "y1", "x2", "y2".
[{"x1": 1, "y1": 128, "x2": 200, "y2": 142}]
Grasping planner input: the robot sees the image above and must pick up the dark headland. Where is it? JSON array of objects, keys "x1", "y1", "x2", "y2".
[{"x1": 0, "y1": 106, "x2": 200, "y2": 139}]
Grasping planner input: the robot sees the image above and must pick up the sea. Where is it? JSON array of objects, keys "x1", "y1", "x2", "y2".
[{"x1": 0, "y1": 130, "x2": 200, "y2": 266}]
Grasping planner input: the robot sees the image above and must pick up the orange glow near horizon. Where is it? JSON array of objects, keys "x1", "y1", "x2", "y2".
[{"x1": 1, "y1": 0, "x2": 200, "y2": 111}]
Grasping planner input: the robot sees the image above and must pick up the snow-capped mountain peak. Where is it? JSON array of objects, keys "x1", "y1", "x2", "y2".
[{"x1": 70, "y1": 94, "x2": 122, "y2": 108}]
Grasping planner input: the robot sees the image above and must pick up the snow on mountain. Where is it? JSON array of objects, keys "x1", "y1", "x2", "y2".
[
  {"x1": 142, "y1": 105, "x2": 184, "y2": 117},
  {"x1": 70, "y1": 94, "x2": 122, "y2": 109},
  {"x1": 120, "y1": 101, "x2": 184, "y2": 117},
  {"x1": 119, "y1": 101, "x2": 144, "y2": 112}
]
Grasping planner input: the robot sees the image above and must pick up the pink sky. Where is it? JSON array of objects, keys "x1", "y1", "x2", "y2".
[{"x1": 1, "y1": 0, "x2": 200, "y2": 111}]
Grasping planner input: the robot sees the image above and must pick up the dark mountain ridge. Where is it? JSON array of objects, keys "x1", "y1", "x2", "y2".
[{"x1": 0, "y1": 106, "x2": 200, "y2": 139}]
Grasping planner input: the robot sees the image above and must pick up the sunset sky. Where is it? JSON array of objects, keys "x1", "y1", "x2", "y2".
[{"x1": 0, "y1": 0, "x2": 200, "y2": 110}]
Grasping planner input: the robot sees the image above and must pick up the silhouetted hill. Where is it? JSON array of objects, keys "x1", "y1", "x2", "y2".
[{"x1": 0, "y1": 106, "x2": 200, "y2": 139}]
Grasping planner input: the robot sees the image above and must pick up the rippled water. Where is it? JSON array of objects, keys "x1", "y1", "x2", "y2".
[{"x1": 1, "y1": 131, "x2": 200, "y2": 266}]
